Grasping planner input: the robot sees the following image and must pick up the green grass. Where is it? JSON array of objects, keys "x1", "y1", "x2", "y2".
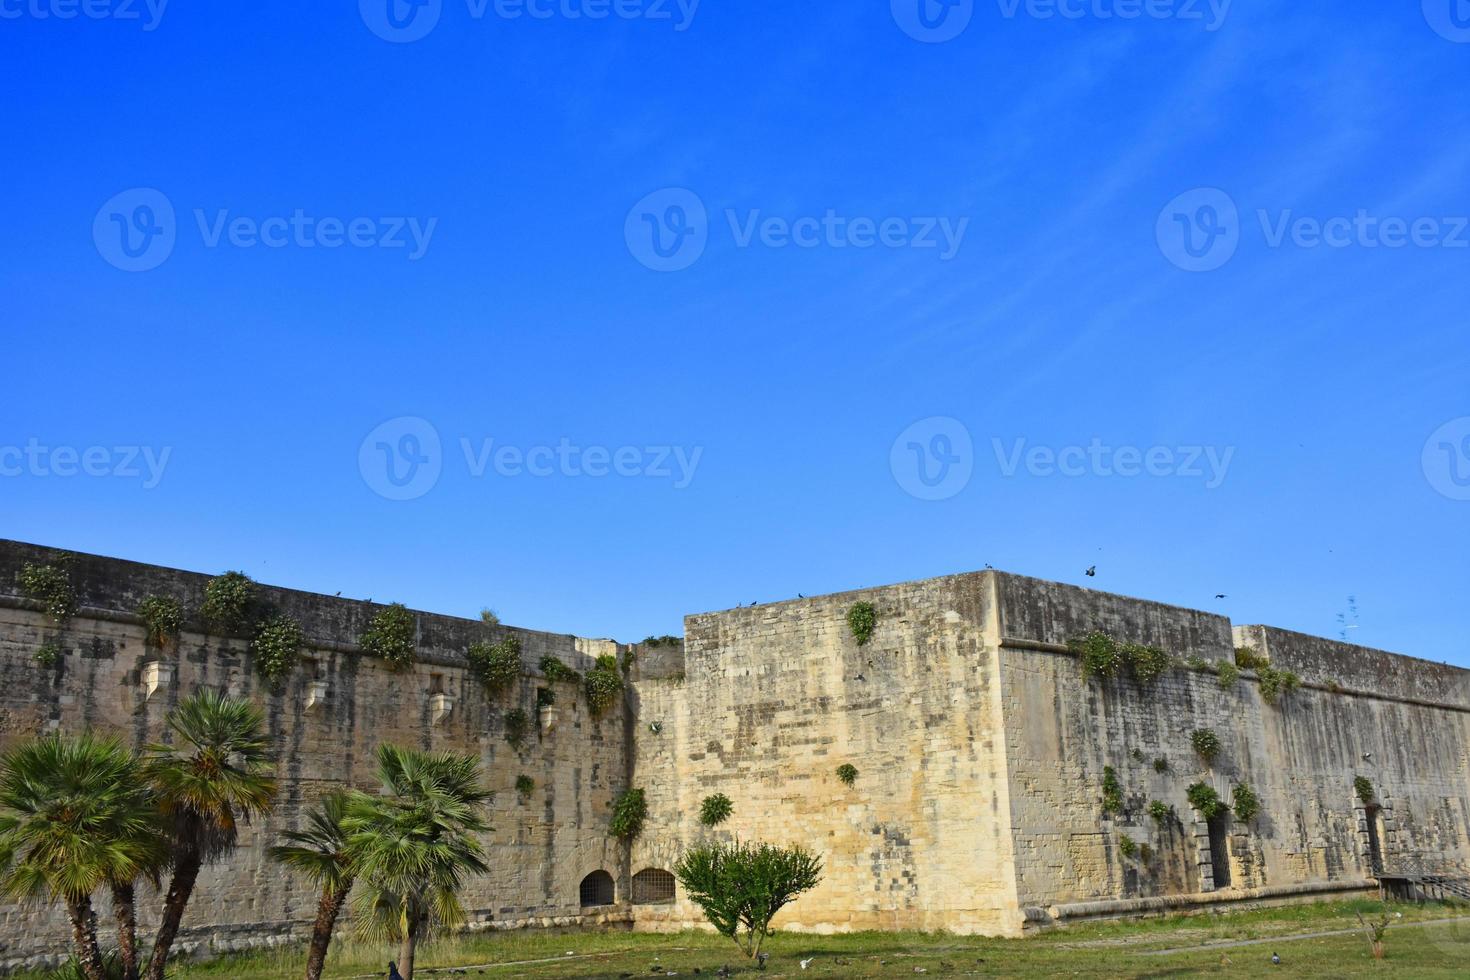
[{"x1": 22, "y1": 900, "x2": 1470, "y2": 979}]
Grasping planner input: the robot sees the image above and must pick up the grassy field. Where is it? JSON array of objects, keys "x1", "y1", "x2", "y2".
[{"x1": 26, "y1": 899, "x2": 1470, "y2": 979}]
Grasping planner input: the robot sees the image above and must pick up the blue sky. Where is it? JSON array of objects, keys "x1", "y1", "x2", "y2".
[{"x1": 2, "y1": 1, "x2": 1468, "y2": 662}]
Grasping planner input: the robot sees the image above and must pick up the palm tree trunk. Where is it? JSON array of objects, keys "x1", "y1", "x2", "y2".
[
  {"x1": 64, "y1": 894, "x2": 108, "y2": 980},
  {"x1": 397, "y1": 913, "x2": 423, "y2": 980},
  {"x1": 302, "y1": 882, "x2": 351, "y2": 980},
  {"x1": 111, "y1": 879, "x2": 141, "y2": 980},
  {"x1": 144, "y1": 846, "x2": 203, "y2": 980}
]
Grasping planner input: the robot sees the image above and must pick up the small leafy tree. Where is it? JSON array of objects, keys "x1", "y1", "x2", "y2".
[
  {"x1": 200, "y1": 572, "x2": 256, "y2": 635},
  {"x1": 585, "y1": 655, "x2": 625, "y2": 718},
  {"x1": 360, "y1": 604, "x2": 416, "y2": 670},
  {"x1": 1231, "y1": 783, "x2": 1261, "y2": 823},
  {"x1": 19, "y1": 561, "x2": 77, "y2": 625},
  {"x1": 136, "y1": 595, "x2": 184, "y2": 650},
  {"x1": 1355, "y1": 775, "x2": 1376, "y2": 806},
  {"x1": 674, "y1": 840, "x2": 823, "y2": 962},
  {"x1": 836, "y1": 764, "x2": 858, "y2": 787},
  {"x1": 609, "y1": 788, "x2": 647, "y2": 840},
  {"x1": 252, "y1": 615, "x2": 306, "y2": 687},
  {"x1": 1356, "y1": 908, "x2": 1394, "y2": 960},
  {"x1": 268, "y1": 792, "x2": 356, "y2": 980},
  {"x1": 700, "y1": 793, "x2": 734, "y2": 827},
  {"x1": 846, "y1": 602, "x2": 877, "y2": 646},
  {"x1": 466, "y1": 636, "x2": 521, "y2": 695},
  {"x1": 1190, "y1": 728, "x2": 1221, "y2": 765},
  {"x1": 1071, "y1": 631, "x2": 1123, "y2": 679}
]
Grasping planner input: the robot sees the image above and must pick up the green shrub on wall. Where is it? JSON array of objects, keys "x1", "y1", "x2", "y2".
[
  {"x1": 252, "y1": 615, "x2": 305, "y2": 686},
  {"x1": 1190, "y1": 728, "x2": 1221, "y2": 765},
  {"x1": 200, "y1": 571, "x2": 256, "y2": 634},
  {"x1": 1152, "y1": 757, "x2": 1169, "y2": 773},
  {"x1": 539, "y1": 655, "x2": 581, "y2": 684},
  {"x1": 504, "y1": 708, "x2": 529, "y2": 748},
  {"x1": 847, "y1": 602, "x2": 878, "y2": 646},
  {"x1": 137, "y1": 594, "x2": 184, "y2": 649},
  {"x1": 1231, "y1": 783, "x2": 1261, "y2": 822},
  {"x1": 1071, "y1": 631, "x2": 1123, "y2": 679},
  {"x1": 1355, "y1": 775, "x2": 1376, "y2": 806},
  {"x1": 1122, "y1": 642, "x2": 1170, "y2": 684},
  {"x1": 609, "y1": 788, "x2": 648, "y2": 840},
  {"x1": 19, "y1": 561, "x2": 76, "y2": 625},
  {"x1": 360, "y1": 603, "x2": 416, "y2": 669},
  {"x1": 467, "y1": 635, "x2": 522, "y2": 694},
  {"x1": 1234, "y1": 645, "x2": 1267, "y2": 670},
  {"x1": 34, "y1": 641, "x2": 62, "y2": 667},
  {"x1": 1148, "y1": 800, "x2": 1174, "y2": 824},
  {"x1": 1258, "y1": 666, "x2": 1301, "y2": 706},
  {"x1": 836, "y1": 764, "x2": 859, "y2": 787},
  {"x1": 515, "y1": 774, "x2": 535, "y2": 798},
  {"x1": 1216, "y1": 661, "x2": 1240, "y2": 689},
  {"x1": 1101, "y1": 766, "x2": 1123, "y2": 816},
  {"x1": 700, "y1": 793, "x2": 734, "y2": 827},
  {"x1": 585, "y1": 655, "x2": 625, "y2": 718},
  {"x1": 1118, "y1": 834, "x2": 1138, "y2": 859},
  {"x1": 1186, "y1": 782, "x2": 1227, "y2": 820}
]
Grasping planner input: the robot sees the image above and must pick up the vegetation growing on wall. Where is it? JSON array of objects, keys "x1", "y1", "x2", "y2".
[
  {"x1": 641, "y1": 635, "x2": 682, "y2": 648},
  {"x1": 1071, "y1": 631, "x2": 1123, "y2": 679},
  {"x1": 1148, "y1": 800, "x2": 1174, "y2": 824},
  {"x1": 34, "y1": 640, "x2": 61, "y2": 667},
  {"x1": 1258, "y1": 665, "x2": 1301, "y2": 706},
  {"x1": 1355, "y1": 775, "x2": 1376, "y2": 806},
  {"x1": 847, "y1": 602, "x2": 878, "y2": 646},
  {"x1": 538, "y1": 655, "x2": 580, "y2": 684},
  {"x1": 1121, "y1": 642, "x2": 1170, "y2": 684},
  {"x1": 19, "y1": 561, "x2": 77, "y2": 625},
  {"x1": 252, "y1": 615, "x2": 306, "y2": 686},
  {"x1": 504, "y1": 708, "x2": 529, "y2": 749},
  {"x1": 1216, "y1": 661, "x2": 1240, "y2": 689},
  {"x1": 1153, "y1": 757, "x2": 1169, "y2": 773},
  {"x1": 479, "y1": 608, "x2": 500, "y2": 626},
  {"x1": 1186, "y1": 782, "x2": 1227, "y2": 820},
  {"x1": 515, "y1": 775, "x2": 535, "y2": 799},
  {"x1": 1190, "y1": 728, "x2": 1221, "y2": 765},
  {"x1": 1231, "y1": 783, "x2": 1261, "y2": 822},
  {"x1": 137, "y1": 595, "x2": 184, "y2": 649},
  {"x1": 1234, "y1": 645, "x2": 1267, "y2": 670},
  {"x1": 700, "y1": 793, "x2": 734, "y2": 827},
  {"x1": 584, "y1": 655, "x2": 624, "y2": 718},
  {"x1": 1118, "y1": 834, "x2": 1138, "y2": 858},
  {"x1": 1101, "y1": 766, "x2": 1123, "y2": 816},
  {"x1": 359, "y1": 603, "x2": 416, "y2": 670},
  {"x1": 609, "y1": 788, "x2": 647, "y2": 841},
  {"x1": 466, "y1": 636, "x2": 521, "y2": 695},
  {"x1": 836, "y1": 764, "x2": 859, "y2": 788},
  {"x1": 200, "y1": 571, "x2": 256, "y2": 635}
]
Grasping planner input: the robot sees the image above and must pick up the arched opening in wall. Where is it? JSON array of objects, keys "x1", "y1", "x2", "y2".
[
  {"x1": 632, "y1": 868, "x2": 676, "y2": 905},
  {"x1": 579, "y1": 870, "x2": 615, "y2": 908},
  {"x1": 1207, "y1": 812, "x2": 1232, "y2": 889},
  {"x1": 1365, "y1": 804, "x2": 1385, "y2": 873}
]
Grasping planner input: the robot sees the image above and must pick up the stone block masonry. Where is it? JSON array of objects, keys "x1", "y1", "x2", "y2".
[{"x1": 1, "y1": 538, "x2": 1468, "y2": 969}]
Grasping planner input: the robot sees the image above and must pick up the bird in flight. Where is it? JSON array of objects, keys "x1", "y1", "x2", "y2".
[
  {"x1": 1216, "y1": 594, "x2": 1228, "y2": 599},
  {"x1": 1086, "y1": 566, "x2": 1097, "y2": 577}
]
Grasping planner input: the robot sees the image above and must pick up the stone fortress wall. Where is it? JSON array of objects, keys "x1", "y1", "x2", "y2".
[{"x1": 1, "y1": 539, "x2": 1467, "y2": 968}]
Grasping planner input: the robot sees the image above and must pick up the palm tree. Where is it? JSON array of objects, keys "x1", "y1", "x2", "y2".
[
  {"x1": 143, "y1": 690, "x2": 278, "y2": 980},
  {"x1": 268, "y1": 791, "x2": 359, "y2": 980},
  {"x1": 0, "y1": 734, "x2": 164, "y2": 980},
  {"x1": 343, "y1": 745, "x2": 492, "y2": 980}
]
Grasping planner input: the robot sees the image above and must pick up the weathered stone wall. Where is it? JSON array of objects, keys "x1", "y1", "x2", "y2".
[
  {"x1": 0, "y1": 541, "x2": 635, "y2": 972},
  {"x1": 631, "y1": 575, "x2": 1025, "y2": 937}
]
